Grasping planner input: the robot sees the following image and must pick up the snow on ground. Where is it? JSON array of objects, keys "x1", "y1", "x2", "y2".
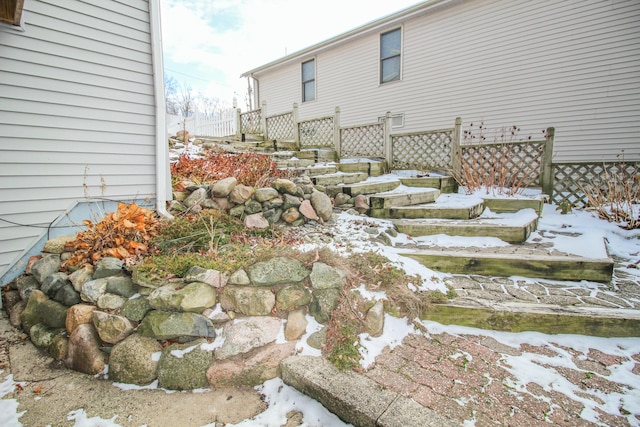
[{"x1": 0, "y1": 372, "x2": 25, "y2": 427}]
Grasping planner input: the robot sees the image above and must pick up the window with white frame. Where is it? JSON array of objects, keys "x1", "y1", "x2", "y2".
[
  {"x1": 302, "y1": 59, "x2": 315, "y2": 102},
  {"x1": 1, "y1": 0, "x2": 25, "y2": 26},
  {"x1": 378, "y1": 113, "x2": 405, "y2": 128},
  {"x1": 380, "y1": 28, "x2": 401, "y2": 84}
]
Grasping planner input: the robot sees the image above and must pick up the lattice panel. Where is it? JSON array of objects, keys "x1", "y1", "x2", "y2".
[
  {"x1": 299, "y1": 116, "x2": 334, "y2": 148},
  {"x1": 266, "y1": 112, "x2": 294, "y2": 141},
  {"x1": 240, "y1": 109, "x2": 262, "y2": 134},
  {"x1": 340, "y1": 123, "x2": 385, "y2": 158},
  {"x1": 460, "y1": 141, "x2": 544, "y2": 186},
  {"x1": 552, "y1": 162, "x2": 640, "y2": 208},
  {"x1": 392, "y1": 130, "x2": 453, "y2": 170}
]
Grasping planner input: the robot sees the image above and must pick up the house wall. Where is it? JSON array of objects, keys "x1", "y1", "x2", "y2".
[
  {"x1": 255, "y1": 0, "x2": 640, "y2": 163},
  {"x1": 0, "y1": 0, "x2": 158, "y2": 282}
]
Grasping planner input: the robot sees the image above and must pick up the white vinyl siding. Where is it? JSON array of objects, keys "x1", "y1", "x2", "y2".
[
  {"x1": 0, "y1": 0, "x2": 157, "y2": 279},
  {"x1": 252, "y1": 0, "x2": 640, "y2": 163}
]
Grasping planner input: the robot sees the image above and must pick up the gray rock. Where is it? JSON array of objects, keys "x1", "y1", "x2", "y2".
[
  {"x1": 158, "y1": 339, "x2": 213, "y2": 390},
  {"x1": 121, "y1": 297, "x2": 153, "y2": 322},
  {"x1": 93, "y1": 257, "x2": 124, "y2": 279},
  {"x1": 220, "y1": 285, "x2": 275, "y2": 316},
  {"x1": 244, "y1": 213, "x2": 269, "y2": 229},
  {"x1": 92, "y1": 311, "x2": 134, "y2": 344},
  {"x1": 376, "y1": 232, "x2": 393, "y2": 246},
  {"x1": 30, "y1": 323, "x2": 64, "y2": 348},
  {"x1": 214, "y1": 316, "x2": 282, "y2": 360},
  {"x1": 21, "y1": 289, "x2": 49, "y2": 331},
  {"x1": 310, "y1": 190, "x2": 333, "y2": 221},
  {"x1": 68, "y1": 265, "x2": 94, "y2": 292},
  {"x1": 309, "y1": 262, "x2": 347, "y2": 290},
  {"x1": 202, "y1": 307, "x2": 232, "y2": 324},
  {"x1": 262, "y1": 208, "x2": 283, "y2": 225},
  {"x1": 228, "y1": 269, "x2": 250, "y2": 286},
  {"x1": 285, "y1": 309, "x2": 308, "y2": 341},
  {"x1": 2, "y1": 289, "x2": 20, "y2": 312},
  {"x1": 276, "y1": 283, "x2": 312, "y2": 311},
  {"x1": 64, "y1": 323, "x2": 107, "y2": 375},
  {"x1": 109, "y1": 334, "x2": 162, "y2": 385},
  {"x1": 183, "y1": 187, "x2": 208, "y2": 208},
  {"x1": 247, "y1": 257, "x2": 309, "y2": 286},
  {"x1": 49, "y1": 335, "x2": 68, "y2": 361},
  {"x1": 81, "y1": 278, "x2": 109, "y2": 304},
  {"x1": 31, "y1": 254, "x2": 62, "y2": 284},
  {"x1": 211, "y1": 177, "x2": 237, "y2": 197},
  {"x1": 97, "y1": 293, "x2": 127, "y2": 310},
  {"x1": 148, "y1": 282, "x2": 216, "y2": 313},
  {"x1": 41, "y1": 272, "x2": 70, "y2": 298},
  {"x1": 106, "y1": 276, "x2": 136, "y2": 298},
  {"x1": 185, "y1": 266, "x2": 227, "y2": 288},
  {"x1": 8, "y1": 300, "x2": 26, "y2": 328},
  {"x1": 254, "y1": 187, "x2": 279, "y2": 202},
  {"x1": 229, "y1": 184, "x2": 255, "y2": 204},
  {"x1": 282, "y1": 207, "x2": 301, "y2": 224},
  {"x1": 282, "y1": 194, "x2": 302, "y2": 210},
  {"x1": 15, "y1": 275, "x2": 40, "y2": 300},
  {"x1": 310, "y1": 288, "x2": 341, "y2": 323},
  {"x1": 54, "y1": 284, "x2": 81, "y2": 306},
  {"x1": 364, "y1": 301, "x2": 385, "y2": 337},
  {"x1": 244, "y1": 199, "x2": 263, "y2": 215},
  {"x1": 298, "y1": 183, "x2": 315, "y2": 195},
  {"x1": 307, "y1": 327, "x2": 327, "y2": 349},
  {"x1": 229, "y1": 204, "x2": 245, "y2": 217},
  {"x1": 42, "y1": 235, "x2": 76, "y2": 254},
  {"x1": 137, "y1": 311, "x2": 216, "y2": 341},
  {"x1": 271, "y1": 178, "x2": 298, "y2": 195},
  {"x1": 334, "y1": 193, "x2": 351, "y2": 206}
]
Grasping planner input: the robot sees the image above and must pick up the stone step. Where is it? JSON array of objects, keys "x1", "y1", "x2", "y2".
[
  {"x1": 369, "y1": 188, "x2": 440, "y2": 209},
  {"x1": 311, "y1": 172, "x2": 368, "y2": 186},
  {"x1": 280, "y1": 164, "x2": 338, "y2": 177},
  {"x1": 403, "y1": 248, "x2": 614, "y2": 283},
  {"x1": 275, "y1": 158, "x2": 316, "y2": 168},
  {"x1": 399, "y1": 175, "x2": 458, "y2": 193},
  {"x1": 393, "y1": 209, "x2": 539, "y2": 243},
  {"x1": 369, "y1": 194, "x2": 484, "y2": 219},
  {"x1": 340, "y1": 180, "x2": 401, "y2": 197}
]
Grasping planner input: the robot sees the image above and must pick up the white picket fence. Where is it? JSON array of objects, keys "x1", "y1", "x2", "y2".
[{"x1": 167, "y1": 106, "x2": 236, "y2": 138}]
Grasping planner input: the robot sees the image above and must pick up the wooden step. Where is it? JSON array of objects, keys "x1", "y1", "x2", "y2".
[
  {"x1": 393, "y1": 209, "x2": 538, "y2": 243},
  {"x1": 338, "y1": 161, "x2": 387, "y2": 177},
  {"x1": 369, "y1": 188, "x2": 441, "y2": 209},
  {"x1": 481, "y1": 196, "x2": 545, "y2": 216},
  {"x1": 403, "y1": 249, "x2": 613, "y2": 282},
  {"x1": 275, "y1": 158, "x2": 316, "y2": 168},
  {"x1": 341, "y1": 180, "x2": 401, "y2": 197},
  {"x1": 369, "y1": 194, "x2": 484, "y2": 219},
  {"x1": 399, "y1": 176, "x2": 458, "y2": 193},
  {"x1": 281, "y1": 165, "x2": 338, "y2": 177},
  {"x1": 311, "y1": 172, "x2": 368, "y2": 186}
]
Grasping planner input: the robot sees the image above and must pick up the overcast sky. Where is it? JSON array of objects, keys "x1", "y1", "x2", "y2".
[{"x1": 159, "y1": 0, "x2": 422, "y2": 108}]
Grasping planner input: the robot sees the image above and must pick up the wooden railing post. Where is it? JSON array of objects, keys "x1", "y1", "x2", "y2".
[
  {"x1": 260, "y1": 100, "x2": 268, "y2": 139},
  {"x1": 292, "y1": 102, "x2": 299, "y2": 147},
  {"x1": 541, "y1": 127, "x2": 555, "y2": 198},
  {"x1": 235, "y1": 108, "x2": 242, "y2": 139},
  {"x1": 384, "y1": 111, "x2": 392, "y2": 168},
  {"x1": 451, "y1": 117, "x2": 462, "y2": 175},
  {"x1": 334, "y1": 106, "x2": 341, "y2": 158}
]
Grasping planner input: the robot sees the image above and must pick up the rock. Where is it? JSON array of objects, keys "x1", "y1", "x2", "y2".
[
  {"x1": 137, "y1": 311, "x2": 216, "y2": 341},
  {"x1": 244, "y1": 199, "x2": 263, "y2": 215},
  {"x1": 15, "y1": 275, "x2": 40, "y2": 300},
  {"x1": 49, "y1": 335, "x2": 68, "y2": 360},
  {"x1": 244, "y1": 213, "x2": 269, "y2": 229},
  {"x1": 183, "y1": 187, "x2": 208, "y2": 208},
  {"x1": 80, "y1": 278, "x2": 109, "y2": 304},
  {"x1": 40, "y1": 272, "x2": 70, "y2": 298},
  {"x1": 254, "y1": 187, "x2": 279, "y2": 202},
  {"x1": 276, "y1": 283, "x2": 312, "y2": 311},
  {"x1": 376, "y1": 232, "x2": 393, "y2": 246},
  {"x1": 229, "y1": 205, "x2": 245, "y2": 217},
  {"x1": 30, "y1": 323, "x2": 64, "y2": 348},
  {"x1": 109, "y1": 334, "x2": 162, "y2": 385},
  {"x1": 230, "y1": 184, "x2": 255, "y2": 204},
  {"x1": 64, "y1": 323, "x2": 107, "y2": 375},
  {"x1": 21, "y1": 289, "x2": 49, "y2": 331},
  {"x1": 247, "y1": 257, "x2": 309, "y2": 286},
  {"x1": 39, "y1": 298, "x2": 70, "y2": 329},
  {"x1": 213, "y1": 197, "x2": 233, "y2": 211},
  {"x1": 214, "y1": 317, "x2": 282, "y2": 360},
  {"x1": 307, "y1": 327, "x2": 327, "y2": 349},
  {"x1": 203, "y1": 306, "x2": 232, "y2": 325},
  {"x1": 92, "y1": 311, "x2": 134, "y2": 344},
  {"x1": 68, "y1": 265, "x2": 94, "y2": 292},
  {"x1": 220, "y1": 285, "x2": 275, "y2": 316},
  {"x1": 309, "y1": 262, "x2": 347, "y2": 290},
  {"x1": 97, "y1": 293, "x2": 127, "y2": 310},
  {"x1": 207, "y1": 341, "x2": 296, "y2": 387},
  {"x1": 54, "y1": 284, "x2": 81, "y2": 306},
  {"x1": 211, "y1": 177, "x2": 237, "y2": 197},
  {"x1": 3, "y1": 289, "x2": 19, "y2": 311},
  {"x1": 299, "y1": 200, "x2": 319, "y2": 220},
  {"x1": 282, "y1": 207, "x2": 301, "y2": 224},
  {"x1": 9, "y1": 300, "x2": 26, "y2": 327},
  {"x1": 93, "y1": 257, "x2": 124, "y2": 279},
  {"x1": 42, "y1": 235, "x2": 76, "y2": 254},
  {"x1": 298, "y1": 183, "x2": 315, "y2": 195},
  {"x1": 364, "y1": 301, "x2": 385, "y2": 337},
  {"x1": 310, "y1": 288, "x2": 341, "y2": 323},
  {"x1": 121, "y1": 297, "x2": 152, "y2": 322},
  {"x1": 310, "y1": 191, "x2": 333, "y2": 221},
  {"x1": 285, "y1": 309, "x2": 308, "y2": 341},
  {"x1": 31, "y1": 254, "x2": 62, "y2": 284},
  {"x1": 263, "y1": 208, "x2": 283, "y2": 224},
  {"x1": 271, "y1": 178, "x2": 298, "y2": 196},
  {"x1": 282, "y1": 194, "x2": 302, "y2": 210},
  {"x1": 228, "y1": 269, "x2": 250, "y2": 286},
  {"x1": 185, "y1": 266, "x2": 227, "y2": 288},
  {"x1": 66, "y1": 304, "x2": 97, "y2": 334},
  {"x1": 334, "y1": 193, "x2": 351, "y2": 206},
  {"x1": 148, "y1": 282, "x2": 216, "y2": 313},
  {"x1": 354, "y1": 194, "x2": 369, "y2": 212},
  {"x1": 158, "y1": 339, "x2": 213, "y2": 390},
  {"x1": 106, "y1": 276, "x2": 136, "y2": 298}
]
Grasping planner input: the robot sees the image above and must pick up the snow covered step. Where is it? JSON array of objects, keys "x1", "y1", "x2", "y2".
[
  {"x1": 281, "y1": 165, "x2": 338, "y2": 177},
  {"x1": 311, "y1": 172, "x2": 368, "y2": 186},
  {"x1": 393, "y1": 209, "x2": 539, "y2": 243},
  {"x1": 399, "y1": 176, "x2": 458, "y2": 193},
  {"x1": 369, "y1": 194, "x2": 484, "y2": 220},
  {"x1": 369, "y1": 188, "x2": 440, "y2": 209},
  {"x1": 403, "y1": 248, "x2": 613, "y2": 282},
  {"x1": 340, "y1": 180, "x2": 401, "y2": 197}
]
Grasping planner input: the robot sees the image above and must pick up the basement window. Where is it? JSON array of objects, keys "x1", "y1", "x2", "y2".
[
  {"x1": 378, "y1": 113, "x2": 405, "y2": 129},
  {"x1": 1, "y1": 0, "x2": 25, "y2": 26}
]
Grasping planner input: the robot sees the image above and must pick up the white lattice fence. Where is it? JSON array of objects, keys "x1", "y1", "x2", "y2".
[
  {"x1": 552, "y1": 162, "x2": 640, "y2": 208},
  {"x1": 299, "y1": 116, "x2": 334, "y2": 148},
  {"x1": 392, "y1": 129, "x2": 454, "y2": 170},
  {"x1": 240, "y1": 109, "x2": 262, "y2": 134},
  {"x1": 340, "y1": 123, "x2": 385, "y2": 158},
  {"x1": 266, "y1": 112, "x2": 294, "y2": 141}
]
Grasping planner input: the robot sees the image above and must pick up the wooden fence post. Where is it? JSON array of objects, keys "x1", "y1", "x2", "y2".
[
  {"x1": 235, "y1": 108, "x2": 242, "y2": 139},
  {"x1": 540, "y1": 127, "x2": 555, "y2": 198},
  {"x1": 334, "y1": 106, "x2": 341, "y2": 158},
  {"x1": 261, "y1": 100, "x2": 268, "y2": 139},
  {"x1": 451, "y1": 117, "x2": 462, "y2": 175},
  {"x1": 292, "y1": 102, "x2": 299, "y2": 147},
  {"x1": 384, "y1": 111, "x2": 392, "y2": 168}
]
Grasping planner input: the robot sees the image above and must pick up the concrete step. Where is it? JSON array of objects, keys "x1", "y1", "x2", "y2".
[
  {"x1": 393, "y1": 209, "x2": 539, "y2": 243},
  {"x1": 369, "y1": 188, "x2": 440, "y2": 209},
  {"x1": 398, "y1": 175, "x2": 458, "y2": 193},
  {"x1": 369, "y1": 194, "x2": 484, "y2": 219},
  {"x1": 281, "y1": 164, "x2": 338, "y2": 177},
  {"x1": 403, "y1": 247, "x2": 614, "y2": 282},
  {"x1": 341, "y1": 180, "x2": 401, "y2": 197},
  {"x1": 311, "y1": 172, "x2": 368, "y2": 186}
]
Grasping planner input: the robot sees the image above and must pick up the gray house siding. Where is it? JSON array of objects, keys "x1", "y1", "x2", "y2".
[
  {"x1": 245, "y1": 0, "x2": 640, "y2": 163},
  {"x1": 0, "y1": 0, "x2": 160, "y2": 282}
]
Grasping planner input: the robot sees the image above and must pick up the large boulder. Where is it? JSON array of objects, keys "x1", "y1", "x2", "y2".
[
  {"x1": 158, "y1": 339, "x2": 213, "y2": 390},
  {"x1": 246, "y1": 257, "x2": 309, "y2": 286},
  {"x1": 92, "y1": 311, "x2": 134, "y2": 344},
  {"x1": 219, "y1": 285, "x2": 275, "y2": 316},
  {"x1": 65, "y1": 304, "x2": 97, "y2": 334},
  {"x1": 148, "y1": 282, "x2": 216, "y2": 313},
  {"x1": 93, "y1": 257, "x2": 124, "y2": 279},
  {"x1": 276, "y1": 283, "x2": 312, "y2": 311},
  {"x1": 309, "y1": 262, "x2": 347, "y2": 290},
  {"x1": 211, "y1": 177, "x2": 237, "y2": 198},
  {"x1": 214, "y1": 317, "x2": 282, "y2": 360},
  {"x1": 271, "y1": 178, "x2": 298, "y2": 195},
  {"x1": 15, "y1": 275, "x2": 40, "y2": 300},
  {"x1": 30, "y1": 254, "x2": 62, "y2": 284},
  {"x1": 137, "y1": 311, "x2": 216, "y2": 341},
  {"x1": 80, "y1": 278, "x2": 108, "y2": 304},
  {"x1": 64, "y1": 323, "x2": 107, "y2": 375},
  {"x1": 109, "y1": 334, "x2": 162, "y2": 385},
  {"x1": 310, "y1": 288, "x2": 341, "y2": 324},
  {"x1": 310, "y1": 190, "x2": 333, "y2": 221},
  {"x1": 121, "y1": 297, "x2": 152, "y2": 322}
]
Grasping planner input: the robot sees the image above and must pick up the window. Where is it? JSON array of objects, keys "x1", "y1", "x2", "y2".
[
  {"x1": 378, "y1": 113, "x2": 405, "y2": 129},
  {"x1": 302, "y1": 59, "x2": 315, "y2": 102},
  {"x1": 380, "y1": 28, "x2": 401, "y2": 84},
  {"x1": 1, "y1": 0, "x2": 25, "y2": 26}
]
